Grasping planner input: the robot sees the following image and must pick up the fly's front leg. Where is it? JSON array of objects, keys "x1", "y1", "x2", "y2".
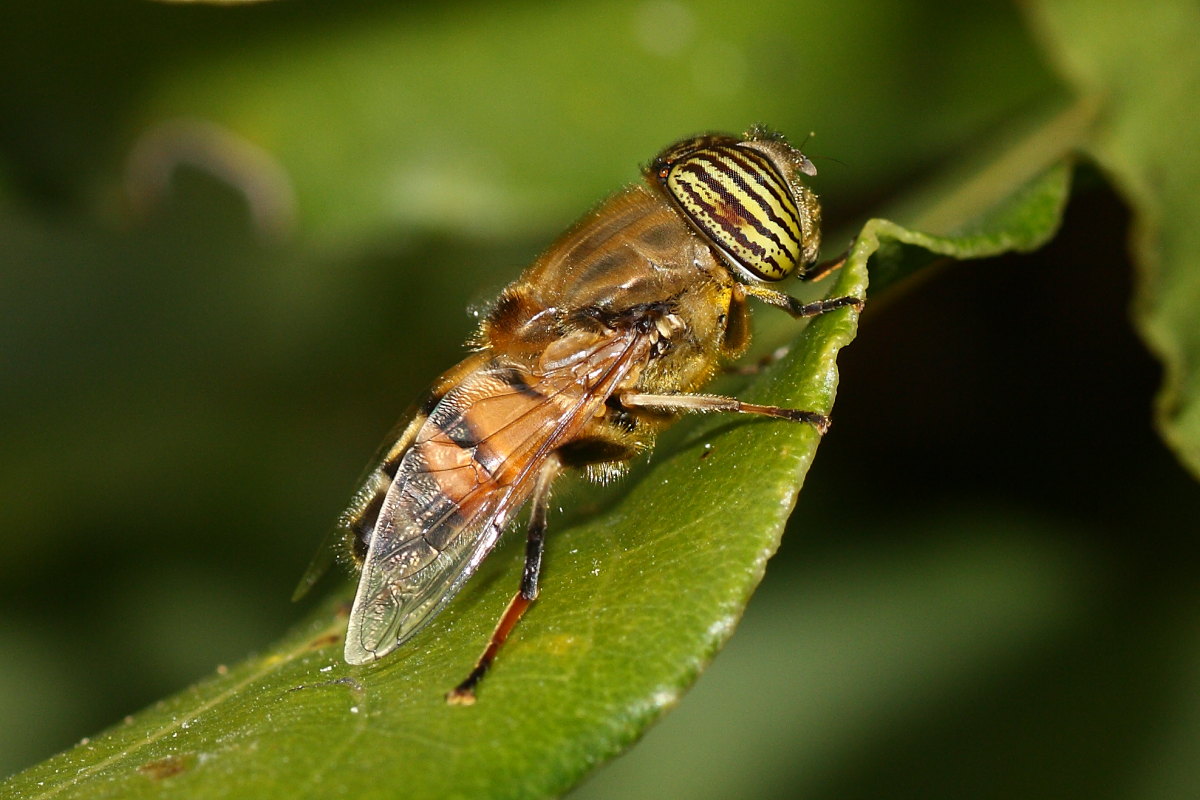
[
  {"x1": 740, "y1": 282, "x2": 863, "y2": 319},
  {"x1": 799, "y1": 249, "x2": 849, "y2": 283},
  {"x1": 619, "y1": 392, "x2": 831, "y2": 435},
  {"x1": 447, "y1": 456, "x2": 560, "y2": 706},
  {"x1": 725, "y1": 280, "x2": 861, "y2": 375}
]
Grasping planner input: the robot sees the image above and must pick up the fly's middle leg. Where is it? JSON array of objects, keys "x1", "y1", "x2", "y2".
[{"x1": 619, "y1": 392, "x2": 832, "y2": 434}]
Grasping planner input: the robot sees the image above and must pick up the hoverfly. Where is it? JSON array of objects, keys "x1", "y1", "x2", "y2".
[{"x1": 297, "y1": 127, "x2": 862, "y2": 703}]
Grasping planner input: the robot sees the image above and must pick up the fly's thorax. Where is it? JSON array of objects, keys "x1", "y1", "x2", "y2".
[
  {"x1": 647, "y1": 129, "x2": 822, "y2": 283},
  {"x1": 516, "y1": 185, "x2": 724, "y2": 314},
  {"x1": 480, "y1": 179, "x2": 742, "y2": 370}
]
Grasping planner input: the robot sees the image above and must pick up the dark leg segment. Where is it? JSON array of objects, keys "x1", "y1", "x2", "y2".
[{"x1": 446, "y1": 457, "x2": 559, "y2": 705}]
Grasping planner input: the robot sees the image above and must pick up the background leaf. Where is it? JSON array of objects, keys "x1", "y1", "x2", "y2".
[{"x1": 1024, "y1": 0, "x2": 1200, "y2": 480}]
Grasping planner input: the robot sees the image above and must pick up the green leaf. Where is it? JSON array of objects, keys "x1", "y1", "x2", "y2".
[
  {"x1": 864, "y1": 160, "x2": 1073, "y2": 295},
  {"x1": 4, "y1": 242, "x2": 863, "y2": 800},
  {"x1": 3, "y1": 145, "x2": 1080, "y2": 797},
  {"x1": 1025, "y1": 0, "x2": 1200, "y2": 479}
]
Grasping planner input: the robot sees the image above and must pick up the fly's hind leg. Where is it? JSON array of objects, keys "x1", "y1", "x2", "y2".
[
  {"x1": 447, "y1": 456, "x2": 561, "y2": 706},
  {"x1": 619, "y1": 392, "x2": 832, "y2": 435}
]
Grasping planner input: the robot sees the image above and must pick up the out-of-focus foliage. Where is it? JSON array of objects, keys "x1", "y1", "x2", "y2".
[
  {"x1": 2, "y1": 0, "x2": 1198, "y2": 798},
  {"x1": 1027, "y1": 0, "x2": 1200, "y2": 480}
]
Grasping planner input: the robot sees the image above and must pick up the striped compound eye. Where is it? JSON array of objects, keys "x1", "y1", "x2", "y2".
[{"x1": 651, "y1": 133, "x2": 821, "y2": 282}]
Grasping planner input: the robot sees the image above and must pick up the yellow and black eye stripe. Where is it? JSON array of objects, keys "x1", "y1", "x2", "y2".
[{"x1": 658, "y1": 141, "x2": 804, "y2": 281}]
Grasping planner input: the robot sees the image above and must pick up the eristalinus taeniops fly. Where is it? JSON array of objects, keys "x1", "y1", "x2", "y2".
[{"x1": 295, "y1": 127, "x2": 862, "y2": 703}]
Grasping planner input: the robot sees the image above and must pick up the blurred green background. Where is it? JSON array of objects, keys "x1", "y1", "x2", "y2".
[{"x1": 3, "y1": 0, "x2": 1199, "y2": 796}]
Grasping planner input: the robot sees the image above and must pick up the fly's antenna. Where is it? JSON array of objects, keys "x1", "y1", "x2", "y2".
[{"x1": 798, "y1": 130, "x2": 847, "y2": 170}]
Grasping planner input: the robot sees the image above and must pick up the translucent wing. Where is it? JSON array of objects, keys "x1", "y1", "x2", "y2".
[
  {"x1": 344, "y1": 327, "x2": 651, "y2": 664},
  {"x1": 292, "y1": 354, "x2": 493, "y2": 603}
]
